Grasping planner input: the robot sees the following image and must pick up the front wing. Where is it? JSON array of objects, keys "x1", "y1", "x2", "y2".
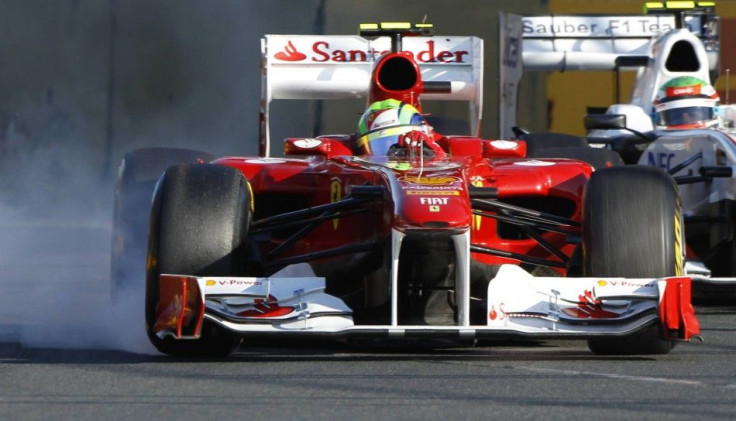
[{"x1": 152, "y1": 264, "x2": 700, "y2": 342}]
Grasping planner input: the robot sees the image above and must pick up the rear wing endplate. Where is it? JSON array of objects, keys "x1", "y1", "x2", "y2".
[{"x1": 260, "y1": 34, "x2": 483, "y2": 156}]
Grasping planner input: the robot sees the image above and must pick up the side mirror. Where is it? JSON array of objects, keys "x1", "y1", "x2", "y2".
[
  {"x1": 584, "y1": 114, "x2": 627, "y2": 131},
  {"x1": 283, "y1": 136, "x2": 355, "y2": 157}
]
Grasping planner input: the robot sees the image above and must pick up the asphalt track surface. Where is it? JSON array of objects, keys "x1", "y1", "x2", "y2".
[{"x1": 2, "y1": 222, "x2": 736, "y2": 420}]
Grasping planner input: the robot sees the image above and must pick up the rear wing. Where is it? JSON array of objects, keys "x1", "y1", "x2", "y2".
[
  {"x1": 260, "y1": 34, "x2": 483, "y2": 156},
  {"x1": 521, "y1": 14, "x2": 717, "y2": 71},
  {"x1": 499, "y1": 6, "x2": 720, "y2": 138}
]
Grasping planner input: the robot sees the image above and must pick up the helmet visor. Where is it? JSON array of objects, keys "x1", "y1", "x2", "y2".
[
  {"x1": 660, "y1": 106, "x2": 715, "y2": 127},
  {"x1": 357, "y1": 125, "x2": 424, "y2": 155}
]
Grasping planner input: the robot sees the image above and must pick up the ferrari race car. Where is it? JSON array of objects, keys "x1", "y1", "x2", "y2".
[
  {"x1": 111, "y1": 23, "x2": 699, "y2": 357},
  {"x1": 501, "y1": 3, "x2": 736, "y2": 287}
]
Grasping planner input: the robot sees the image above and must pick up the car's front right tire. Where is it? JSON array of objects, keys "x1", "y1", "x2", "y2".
[{"x1": 581, "y1": 166, "x2": 683, "y2": 355}]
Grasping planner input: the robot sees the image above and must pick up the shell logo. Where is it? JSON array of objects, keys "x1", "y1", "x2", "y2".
[
  {"x1": 597, "y1": 280, "x2": 607, "y2": 287},
  {"x1": 206, "y1": 279, "x2": 216, "y2": 286}
]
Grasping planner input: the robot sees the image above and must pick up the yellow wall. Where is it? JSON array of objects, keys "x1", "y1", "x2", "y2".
[{"x1": 713, "y1": 2, "x2": 736, "y2": 102}]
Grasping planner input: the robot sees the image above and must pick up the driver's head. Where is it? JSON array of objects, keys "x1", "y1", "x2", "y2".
[
  {"x1": 357, "y1": 99, "x2": 429, "y2": 155},
  {"x1": 654, "y1": 76, "x2": 719, "y2": 129}
]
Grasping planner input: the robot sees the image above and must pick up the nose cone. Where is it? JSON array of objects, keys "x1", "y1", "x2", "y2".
[{"x1": 396, "y1": 173, "x2": 471, "y2": 230}]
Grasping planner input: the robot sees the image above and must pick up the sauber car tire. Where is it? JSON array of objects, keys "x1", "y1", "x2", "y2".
[
  {"x1": 582, "y1": 166, "x2": 683, "y2": 355},
  {"x1": 531, "y1": 146, "x2": 624, "y2": 170},
  {"x1": 111, "y1": 147, "x2": 214, "y2": 297},
  {"x1": 145, "y1": 163, "x2": 250, "y2": 357}
]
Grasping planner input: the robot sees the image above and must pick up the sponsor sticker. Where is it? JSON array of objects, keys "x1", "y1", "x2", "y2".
[
  {"x1": 400, "y1": 176, "x2": 460, "y2": 185},
  {"x1": 420, "y1": 197, "x2": 448, "y2": 205},
  {"x1": 522, "y1": 16, "x2": 676, "y2": 38},
  {"x1": 601, "y1": 280, "x2": 656, "y2": 288},
  {"x1": 270, "y1": 37, "x2": 472, "y2": 64},
  {"x1": 404, "y1": 185, "x2": 459, "y2": 190},
  {"x1": 406, "y1": 190, "x2": 460, "y2": 196},
  {"x1": 215, "y1": 279, "x2": 263, "y2": 286},
  {"x1": 275, "y1": 41, "x2": 307, "y2": 61}
]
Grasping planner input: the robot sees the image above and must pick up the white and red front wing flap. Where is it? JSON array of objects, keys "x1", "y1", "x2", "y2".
[
  {"x1": 153, "y1": 265, "x2": 699, "y2": 342},
  {"x1": 487, "y1": 265, "x2": 699, "y2": 340},
  {"x1": 153, "y1": 274, "x2": 353, "y2": 340}
]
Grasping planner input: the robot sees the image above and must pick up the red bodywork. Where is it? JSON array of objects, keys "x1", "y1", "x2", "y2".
[
  {"x1": 214, "y1": 150, "x2": 588, "y2": 270},
  {"x1": 222, "y1": 49, "x2": 590, "y2": 273}
]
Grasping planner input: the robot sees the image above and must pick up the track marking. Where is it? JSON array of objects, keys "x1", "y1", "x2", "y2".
[{"x1": 515, "y1": 365, "x2": 704, "y2": 386}]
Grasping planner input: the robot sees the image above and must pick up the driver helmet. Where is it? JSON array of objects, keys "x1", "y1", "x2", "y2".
[
  {"x1": 357, "y1": 99, "x2": 430, "y2": 155},
  {"x1": 653, "y1": 76, "x2": 720, "y2": 129}
]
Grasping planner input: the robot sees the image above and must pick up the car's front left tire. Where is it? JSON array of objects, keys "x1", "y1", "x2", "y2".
[{"x1": 145, "y1": 163, "x2": 251, "y2": 357}]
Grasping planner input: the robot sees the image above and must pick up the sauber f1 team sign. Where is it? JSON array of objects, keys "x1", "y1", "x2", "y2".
[
  {"x1": 267, "y1": 35, "x2": 473, "y2": 65},
  {"x1": 522, "y1": 16, "x2": 677, "y2": 37}
]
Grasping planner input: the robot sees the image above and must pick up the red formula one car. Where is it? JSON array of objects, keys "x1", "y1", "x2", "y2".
[{"x1": 111, "y1": 23, "x2": 699, "y2": 357}]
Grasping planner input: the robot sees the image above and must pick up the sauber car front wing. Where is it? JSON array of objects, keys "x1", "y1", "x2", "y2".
[{"x1": 153, "y1": 264, "x2": 700, "y2": 343}]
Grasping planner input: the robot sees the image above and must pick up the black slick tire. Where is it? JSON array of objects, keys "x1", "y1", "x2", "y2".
[
  {"x1": 145, "y1": 163, "x2": 251, "y2": 357},
  {"x1": 111, "y1": 148, "x2": 214, "y2": 296},
  {"x1": 582, "y1": 166, "x2": 683, "y2": 355}
]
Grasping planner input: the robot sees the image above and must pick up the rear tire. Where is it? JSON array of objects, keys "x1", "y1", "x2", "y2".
[
  {"x1": 582, "y1": 166, "x2": 683, "y2": 355},
  {"x1": 145, "y1": 163, "x2": 251, "y2": 357},
  {"x1": 111, "y1": 148, "x2": 214, "y2": 296}
]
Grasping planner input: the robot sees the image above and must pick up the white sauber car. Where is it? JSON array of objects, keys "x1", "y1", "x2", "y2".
[{"x1": 501, "y1": 2, "x2": 736, "y2": 287}]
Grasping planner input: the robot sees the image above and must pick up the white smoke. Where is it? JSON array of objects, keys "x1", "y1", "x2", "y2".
[
  {"x1": 0, "y1": 1, "x2": 324, "y2": 355},
  {"x1": 0, "y1": 128, "x2": 158, "y2": 354}
]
